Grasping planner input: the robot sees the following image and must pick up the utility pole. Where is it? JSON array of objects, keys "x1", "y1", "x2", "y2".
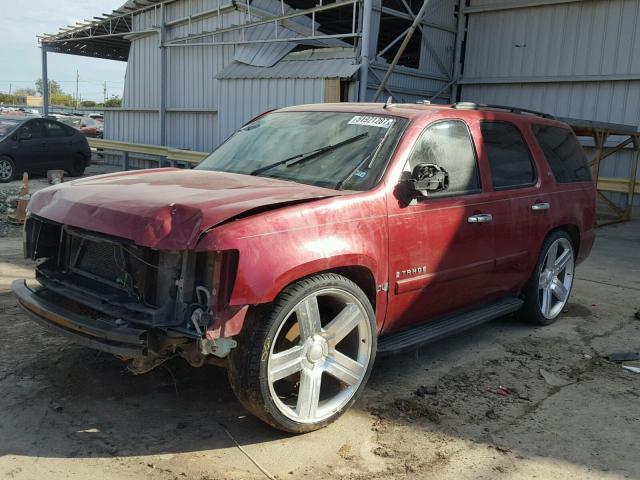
[
  {"x1": 8, "y1": 83, "x2": 11, "y2": 95},
  {"x1": 75, "y1": 70, "x2": 79, "y2": 111},
  {"x1": 103, "y1": 81, "x2": 107, "y2": 104},
  {"x1": 41, "y1": 46, "x2": 49, "y2": 116}
]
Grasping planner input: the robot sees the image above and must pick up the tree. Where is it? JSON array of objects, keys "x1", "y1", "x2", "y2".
[
  {"x1": 0, "y1": 92, "x2": 17, "y2": 104},
  {"x1": 104, "y1": 95, "x2": 122, "y2": 107},
  {"x1": 80, "y1": 100, "x2": 97, "y2": 108},
  {"x1": 13, "y1": 88, "x2": 36, "y2": 97},
  {"x1": 50, "y1": 93, "x2": 74, "y2": 107},
  {"x1": 35, "y1": 78, "x2": 63, "y2": 96}
]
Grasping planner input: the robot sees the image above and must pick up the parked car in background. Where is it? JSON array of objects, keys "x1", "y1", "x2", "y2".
[
  {"x1": 12, "y1": 102, "x2": 595, "y2": 433},
  {"x1": 0, "y1": 107, "x2": 39, "y2": 117},
  {"x1": 79, "y1": 116, "x2": 103, "y2": 138},
  {"x1": 0, "y1": 116, "x2": 91, "y2": 182},
  {"x1": 57, "y1": 116, "x2": 82, "y2": 130}
]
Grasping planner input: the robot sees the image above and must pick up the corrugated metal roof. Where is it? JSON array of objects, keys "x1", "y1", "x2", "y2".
[
  {"x1": 233, "y1": 0, "x2": 307, "y2": 67},
  {"x1": 217, "y1": 48, "x2": 359, "y2": 79}
]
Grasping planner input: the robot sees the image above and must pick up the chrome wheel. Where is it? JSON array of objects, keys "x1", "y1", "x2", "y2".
[
  {"x1": 267, "y1": 288, "x2": 372, "y2": 424},
  {"x1": 0, "y1": 158, "x2": 13, "y2": 180},
  {"x1": 538, "y1": 237, "x2": 574, "y2": 319}
]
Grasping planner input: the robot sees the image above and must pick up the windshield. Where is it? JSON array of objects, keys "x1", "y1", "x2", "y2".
[
  {"x1": 196, "y1": 111, "x2": 406, "y2": 190},
  {"x1": 0, "y1": 118, "x2": 22, "y2": 139}
]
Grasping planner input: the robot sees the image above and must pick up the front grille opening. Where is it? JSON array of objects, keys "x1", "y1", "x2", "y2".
[
  {"x1": 66, "y1": 232, "x2": 160, "y2": 307},
  {"x1": 73, "y1": 237, "x2": 123, "y2": 282}
]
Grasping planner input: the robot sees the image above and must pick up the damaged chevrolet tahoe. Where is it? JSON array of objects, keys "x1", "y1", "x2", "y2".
[{"x1": 12, "y1": 102, "x2": 595, "y2": 433}]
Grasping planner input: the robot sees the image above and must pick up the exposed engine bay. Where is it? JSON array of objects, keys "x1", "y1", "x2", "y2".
[{"x1": 22, "y1": 214, "x2": 237, "y2": 373}]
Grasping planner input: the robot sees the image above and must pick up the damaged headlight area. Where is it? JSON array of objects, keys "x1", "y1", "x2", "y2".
[{"x1": 21, "y1": 215, "x2": 239, "y2": 373}]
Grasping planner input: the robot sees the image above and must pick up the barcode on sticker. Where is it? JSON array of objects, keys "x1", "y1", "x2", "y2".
[{"x1": 348, "y1": 116, "x2": 394, "y2": 129}]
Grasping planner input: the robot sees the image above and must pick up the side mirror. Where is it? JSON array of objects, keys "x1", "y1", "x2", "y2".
[
  {"x1": 397, "y1": 163, "x2": 449, "y2": 204},
  {"x1": 19, "y1": 131, "x2": 32, "y2": 141}
]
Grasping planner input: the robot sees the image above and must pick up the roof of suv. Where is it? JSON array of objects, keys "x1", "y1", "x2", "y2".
[{"x1": 279, "y1": 102, "x2": 570, "y2": 129}]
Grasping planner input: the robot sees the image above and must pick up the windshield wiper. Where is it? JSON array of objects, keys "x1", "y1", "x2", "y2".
[
  {"x1": 335, "y1": 127, "x2": 394, "y2": 190},
  {"x1": 250, "y1": 132, "x2": 368, "y2": 176}
]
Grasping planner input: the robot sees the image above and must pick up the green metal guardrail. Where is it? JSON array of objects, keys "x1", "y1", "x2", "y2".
[{"x1": 88, "y1": 138, "x2": 208, "y2": 169}]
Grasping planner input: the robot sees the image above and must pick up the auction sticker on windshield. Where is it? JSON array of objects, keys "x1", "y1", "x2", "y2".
[{"x1": 348, "y1": 116, "x2": 395, "y2": 129}]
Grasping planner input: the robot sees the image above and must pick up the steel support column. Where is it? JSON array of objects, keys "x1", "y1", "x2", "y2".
[
  {"x1": 41, "y1": 46, "x2": 49, "y2": 117},
  {"x1": 373, "y1": 0, "x2": 432, "y2": 102},
  {"x1": 359, "y1": 0, "x2": 373, "y2": 101},
  {"x1": 159, "y1": 3, "x2": 167, "y2": 147},
  {"x1": 450, "y1": 0, "x2": 466, "y2": 101}
]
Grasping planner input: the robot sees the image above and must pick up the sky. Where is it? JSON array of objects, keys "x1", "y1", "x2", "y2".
[{"x1": 0, "y1": 0, "x2": 128, "y2": 102}]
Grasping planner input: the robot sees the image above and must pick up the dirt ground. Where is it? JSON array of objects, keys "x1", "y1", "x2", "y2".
[{"x1": 0, "y1": 169, "x2": 639, "y2": 479}]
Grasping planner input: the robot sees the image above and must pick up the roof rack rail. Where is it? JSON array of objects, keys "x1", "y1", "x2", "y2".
[{"x1": 451, "y1": 102, "x2": 556, "y2": 119}]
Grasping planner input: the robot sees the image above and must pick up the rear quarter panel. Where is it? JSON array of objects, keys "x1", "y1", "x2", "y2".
[{"x1": 523, "y1": 120, "x2": 597, "y2": 264}]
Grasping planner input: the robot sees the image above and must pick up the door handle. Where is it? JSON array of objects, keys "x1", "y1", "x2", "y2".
[
  {"x1": 531, "y1": 202, "x2": 550, "y2": 211},
  {"x1": 467, "y1": 213, "x2": 493, "y2": 224}
]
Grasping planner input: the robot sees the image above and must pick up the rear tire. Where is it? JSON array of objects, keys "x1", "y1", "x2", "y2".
[
  {"x1": 67, "y1": 154, "x2": 86, "y2": 177},
  {"x1": 0, "y1": 156, "x2": 16, "y2": 183},
  {"x1": 518, "y1": 231, "x2": 575, "y2": 326},
  {"x1": 227, "y1": 273, "x2": 377, "y2": 433}
]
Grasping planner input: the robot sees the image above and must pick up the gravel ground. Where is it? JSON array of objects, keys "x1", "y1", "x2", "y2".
[{"x1": 0, "y1": 192, "x2": 638, "y2": 479}]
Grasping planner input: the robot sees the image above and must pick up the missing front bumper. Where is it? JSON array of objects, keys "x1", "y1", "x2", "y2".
[{"x1": 11, "y1": 279, "x2": 149, "y2": 358}]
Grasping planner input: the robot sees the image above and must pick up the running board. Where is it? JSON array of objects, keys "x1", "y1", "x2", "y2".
[{"x1": 377, "y1": 297, "x2": 523, "y2": 356}]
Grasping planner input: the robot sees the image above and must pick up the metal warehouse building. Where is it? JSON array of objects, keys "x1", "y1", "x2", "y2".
[
  {"x1": 41, "y1": 0, "x2": 458, "y2": 151},
  {"x1": 40, "y1": 0, "x2": 639, "y2": 214}
]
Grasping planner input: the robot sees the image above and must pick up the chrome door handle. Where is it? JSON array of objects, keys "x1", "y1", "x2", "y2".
[
  {"x1": 531, "y1": 202, "x2": 550, "y2": 211},
  {"x1": 467, "y1": 213, "x2": 493, "y2": 224}
]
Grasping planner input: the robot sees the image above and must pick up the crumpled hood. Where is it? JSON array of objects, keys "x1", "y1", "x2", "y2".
[{"x1": 28, "y1": 168, "x2": 341, "y2": 250}]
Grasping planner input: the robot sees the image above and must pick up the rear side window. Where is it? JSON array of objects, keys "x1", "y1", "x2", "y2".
[
  {"x1": 481, "y1": 121, "x2": 536, "y2": 190},
  {"x1": 532, "y1": 124, "x2": 591, "y2": 182},
  {"x1": 406, "y1": 120, "x2": 481, "y2": 197},
  {"x1": 44, "y1": 121, "x2": 69, "y2": 138}
]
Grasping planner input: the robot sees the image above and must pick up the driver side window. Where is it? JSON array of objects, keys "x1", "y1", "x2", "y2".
[{"x1": 405, "y1": 120, "x2": 481, "y2": 197}]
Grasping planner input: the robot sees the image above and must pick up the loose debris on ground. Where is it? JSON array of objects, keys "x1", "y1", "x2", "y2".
[{"x1": 0, "y1": 186, "x2": 22, "y2": 237}]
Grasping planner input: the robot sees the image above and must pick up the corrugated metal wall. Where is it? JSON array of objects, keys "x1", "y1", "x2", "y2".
[
  {"x1": 217, "y1": 78, "x2": 327, "y2": 141},
  {"x1": 108, "y1": 2, "x2": 248, "y2": 152},
  {"x1": 459, "y1": 0, "x2": 640, "y2": 209},
  {"x1": 104, "y1": 110, "x2": 161, "y2": 145}
]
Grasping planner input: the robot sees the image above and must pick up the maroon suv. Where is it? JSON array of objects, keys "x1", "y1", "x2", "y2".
[{"x1": 13, "y1": 102, "x2": 595, "y2": 433}]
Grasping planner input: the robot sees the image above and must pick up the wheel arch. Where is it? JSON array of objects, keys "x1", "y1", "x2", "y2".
[
  {"x1": 302, "y1": 265, "x2": 377, "y2": 310},
  {"x1": 256, "y1": 257, "x2": 379, "y2": 309},
  {"x1": 547, "y1": 224, "x2": 580, "y2": 257}
]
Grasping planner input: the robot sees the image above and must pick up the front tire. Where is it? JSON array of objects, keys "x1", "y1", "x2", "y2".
[
  {"x1": 228, "y1": 273, "x2": 377, "y2": 433},
  {"x1": 0, "y1": 156, "x2": 16, "y2": 183},
  {"x1": 519, "y1": 231, "x2": 575, "y2": 325}
]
